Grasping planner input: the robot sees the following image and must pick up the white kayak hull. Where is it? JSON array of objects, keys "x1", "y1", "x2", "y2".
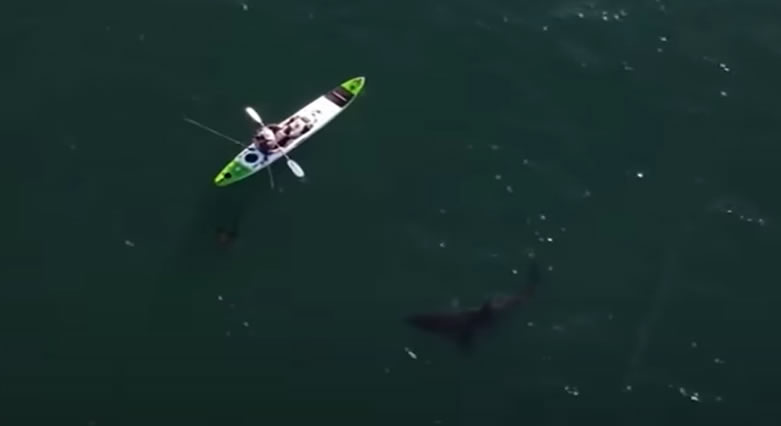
[{"x1": 214, "y1": 76, "x2": 366, "y2": 186}]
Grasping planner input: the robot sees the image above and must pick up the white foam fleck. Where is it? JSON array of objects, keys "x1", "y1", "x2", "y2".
[
  {"x1": 217, "y1": 295, "x2": 223, "y2": 302},
  {"x1": 624, "y1": 384, "x2": 633, "y2": 392},
  {"x1": 542, "y1": 25, "x2": 549, "y2": 31},
  {"x1": 512, "y1": 269, "x2": 518, "y2": 275},
  {"x1": 506, "y1": 185, "x2": 513, "y2": 193},
  {"x1": 636, "y1": 171, "x2": 645, "y2": 179},
  {"x1": 720, "y1": 90, "x2": 728, "y2": 97},
  {"x1": 539, "y1": 214, "x2": 547, "y2": 221},
  {"x1": 564, "y1": 385, "x2": 580, "y2": 396},
  {"x1": 547, "y1": 265, "x2": 554, "y2": 272},
  {"x1": 241, "y1": 3, "x2": 248, "y2": 11},
  {"x1": 546, "y1": 237, "x2": 554, "y2": 243},
  {"x1": 404, "y1": 347, "x2": 418, "y2": 360},
  {"x1": 495, "y1": 174, "x2": 502, "y2": 180},
  {"x1": 711, "y1": 196, "x2": 770, "y2": 227},
  {"x1": 657, "y1": 47, "x2": 664, "y2": 53},
  {"x1": 691, "y1": 341, "x2": 698, "y2": 349},
  {"x1": 577, "y1": 12, "x2": 585, "y2": 18},
  {"x1": 124, "y1": 240, "x2": 135, "y2": 248},
  {"x1": 720, "y1": 63, "x2": 731, "y2": 72},
  {"x1": 622, "y1": 61, "x2": 635, "y2": 71},
  {"x1": 659, "y1": 36, "x2": 668, "y2": 42},
  {"x1": 242, "y1": 321, "x2": 249, "y2": 327},
  {"x1": 439, "y1": 241, "x2": 447, "y2": 248},
  {"x1": 714, "y1": 357, "x2": 726, "y2": 364},
  {"x1": 527, "y1": 321, "x2": 535, "y2": 327}
]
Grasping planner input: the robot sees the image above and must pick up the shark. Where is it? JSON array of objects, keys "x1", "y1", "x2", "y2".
[{"x1": 405, "y1": 258, "x2": 541, "y2": 350}]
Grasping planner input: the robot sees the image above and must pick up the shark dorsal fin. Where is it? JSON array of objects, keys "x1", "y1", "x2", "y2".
[{"x1": 478, "y1": 302, "x2": 493, "y2": 317}]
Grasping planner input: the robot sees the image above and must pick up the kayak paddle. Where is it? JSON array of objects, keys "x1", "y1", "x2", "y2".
[{"x1": 245, "y1": 106, "x2": 305, "y2": 179}]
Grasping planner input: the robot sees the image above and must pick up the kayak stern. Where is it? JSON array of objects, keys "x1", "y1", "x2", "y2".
[{"x1": 214, "y1": 159, "x2": 253, "y2": 186}]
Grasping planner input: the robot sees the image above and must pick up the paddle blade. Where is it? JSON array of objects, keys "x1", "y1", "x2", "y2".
[
  {"x1": 245, "y1": 107, "x2": 264, "y2": 125},
  {"x1": 287, "y1": 159, "x2": 305, "y2": 178}
]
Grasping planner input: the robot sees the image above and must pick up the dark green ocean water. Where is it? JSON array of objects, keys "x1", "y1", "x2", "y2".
[{"x1": 3, "y1": 0, "x2": 781, "y2": 425}]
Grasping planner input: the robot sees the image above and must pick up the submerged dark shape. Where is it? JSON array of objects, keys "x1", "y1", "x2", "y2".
[
  {"x1": 405, "y1": 258, "x2": 541, "y2": 349},
  {"x1": 216, "y1": 226, "x2": 237, "y2": 246}
]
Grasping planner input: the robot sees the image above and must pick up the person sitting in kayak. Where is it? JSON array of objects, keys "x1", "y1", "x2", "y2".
[
  {"x1": 273, "y1": 116, "x2": 313, "y2": 148},
  {"x1": 252, "y1": 124, "x2": 282, "y2": 154}
]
